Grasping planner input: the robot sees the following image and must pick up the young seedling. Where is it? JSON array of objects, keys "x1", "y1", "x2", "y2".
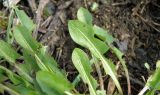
[{"x1": 68, "y1": 7, "x2": 130, "y2": 95}]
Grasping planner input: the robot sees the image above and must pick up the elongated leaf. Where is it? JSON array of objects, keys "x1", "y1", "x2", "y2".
[
  {"x1": 0, "y1": 65, "x2": 21, "y2": 84},
  {"x1": 14, "y1": 7, "x2": 35, "y2": 32},
  {"x1": 0, "y1": 58, "x2": 33, "y2": 84},
  {"x1": 22, "y1": 50, "x2": 38, "y2": 75},
  {"x1": 0, "y1": 41, "x2": 33, "y2": 83},
  {"x1": 36, "y1": 71, "x2": 73, "y2": 95},
  {"x1": 6, "y1": 84, "x2": 39, "y2": 95},
  {"x1": 13, "y1": 25, "x2": 40, "y2": 53},
  {"x1": 68, "y1": 20, "x2": 123, "y2": 94},
  {"x1": 38, "y1": 46, "x2": 58, "y2": 68},
  {"x1": 35, "y1": 52, "x2": 63, "y2": 77},
  {"x1": 0, "y1": 40, "x2": 20, "y2": 63},
  {"x1": 145, "y1": 61, "x2": 160, "y2": 94},
  {"x1": 0, "y1": 70, "x2": 7, "y2": 83},
  {"x1": 21, "y1": 51, "x2": 39, "y2": 81},
  {"x1": 0, "y1": 84, "x2": 20, "y2": 95},
  {"x1": 14, "y1": 64, "x2": 34, "y2": 83},
  {"x1": 93, "y1": 25, "x2": 114, "y2": 45},
  {"x1": 72, "y1": 48, "x2": 97, "y2": 95},
  {"x1": 111, "y1": 47, "x2": 131, "y2": 94},
  {"x1": 34, "y1": 45, "x2": 64, "y2": 76},
  {"x1": 77, "y1": 7, "x2": 92, "y2": 25},
  {"x1": 68, "y1": 20, "x2": 109, "y2": 57}
]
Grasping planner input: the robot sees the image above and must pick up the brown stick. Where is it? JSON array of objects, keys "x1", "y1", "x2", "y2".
[
  {"x1": 27, "y1": 0, "x2": 37, "y2": 13},
  {"x1": 33, "y1": 0, "x2": 49, "y2": 39}
]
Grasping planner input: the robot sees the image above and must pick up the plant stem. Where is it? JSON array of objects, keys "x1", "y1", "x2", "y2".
[
  {"x1": 110, "y1": 46, "x2": 131, "y2": 95},
  {"x1": 138, "y1": 86, "x2": 149, "y2": 95},
  {"x1": 93, "y1": 56, "x2": 104, "y2": 91}
]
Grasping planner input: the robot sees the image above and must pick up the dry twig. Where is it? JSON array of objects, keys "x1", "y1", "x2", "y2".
[{"x1": 33, "y1": 0, "x2": 49, "y2": 39}]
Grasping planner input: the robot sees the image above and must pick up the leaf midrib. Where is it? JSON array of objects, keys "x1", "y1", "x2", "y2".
[{"x1": 75, "y1": 52, "x2": 97, "y2": 95}]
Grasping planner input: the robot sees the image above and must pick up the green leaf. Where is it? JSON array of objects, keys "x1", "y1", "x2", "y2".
[
  {"x1": 0, "y1": 66, "x2": 32, "y2": 88},
  {"x1": 13, "y1": 25, "x2": 62, "y2": 76},
  {"x1": 72, "y1": 74, "x2": 81, "y2": 87},
  {"x1": 36, "y1": 71, "x2": 73, "y2": 95},
  {"x1": 139, "y1": 61, "x2": 160, "y2": 95},
  {"x1": 68, "y1": 20, "x2": 109, "y2": 57},
  {"x1": 34, "y1": 45, "x2": 63, "y2": 75},
  {"x1": 18, "y1": 63, "x2": 35, "y2": 77},
  {"x1": 0, "y1": 87, "x2": 4, "y2": 94},
  {"x1": 68, "y1": 20, "x2": 123, "y2": 94},
  {"x1": 13, "y1": 25, "x2": 40, "y2": 53},
  {"x1": 0, "y1": 41, "x2": 33, "y2": 83},
  {"x1": 93, "y1": 25, "x2": 114, "y2": 45},
  {"x1": 94, "y1": 25, "x2": 130, "y2": 94},
  {"x1": 35, "y1": 52, "x2": 63, "y2": 77},
  {"x1": 14, "y1": 7, "x2": 35, "y2": 32},
  {"x1": 0, "y1": 66, "x2": 21, "y2": 84},
  {"x1": 6, "y1": 84, "x2": 39, "y2": 95},
  {"x1": 22, "y1": 50, "x2": 39, "y2": 75},
  {"x1": 72, "y1": 48, "x2": 97, "y2": 95},
  {"x1": 77, "y1": 7, "x2": 93, "y2": 25},
  {"x1": 110, "y1": 47, "x2": 130, "y2": 94},
  {"x1": 0, "y1": 83, "x2": 20, "y2": 95},
  {"x1": 14, "y1": 63, "x2": 34, "y2": 84},
  {"x1": 145, "y1": 60, "x2": 160, "y2": 94},
  {"x1": 38, "y1": 46, "x2": 58, "y2": 69},
  {"x1": 0, "y1": 40, "x2": 20, "y2": 63},
  {"x1": 0, "y1": 70, "x2": 7, "y2": 83}
]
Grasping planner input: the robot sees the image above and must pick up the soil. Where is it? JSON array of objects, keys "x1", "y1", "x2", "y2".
[{"x1": 0, "y1": 0, "x2": 160, "y2": 95}]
